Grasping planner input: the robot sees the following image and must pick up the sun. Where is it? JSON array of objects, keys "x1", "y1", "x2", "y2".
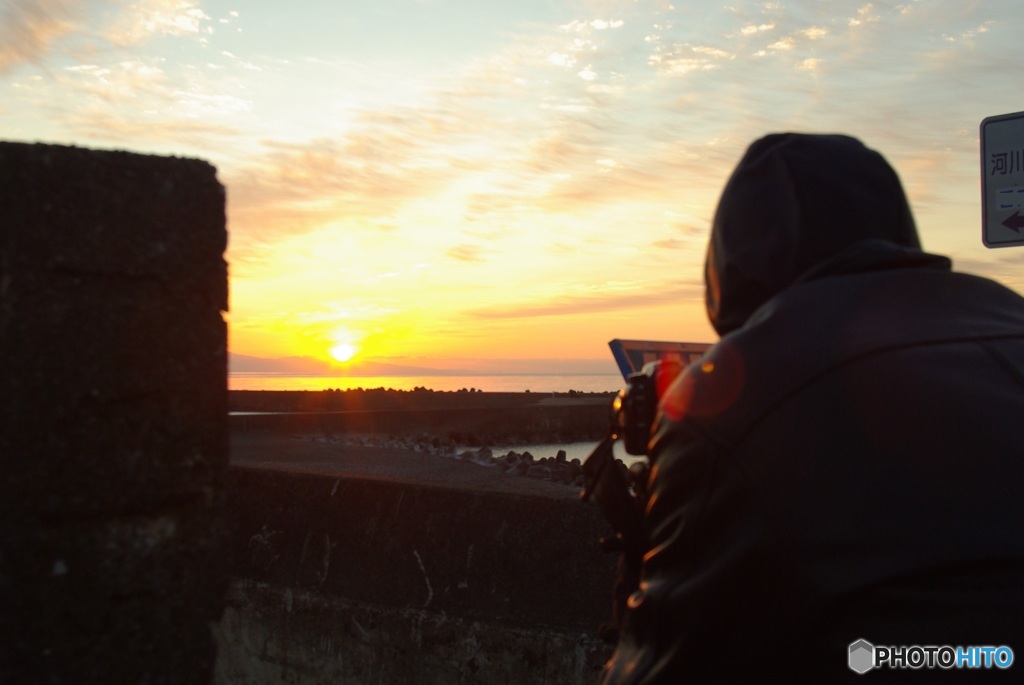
[{"x1": 329, "y1": 342, "x2": 358, "y2": 363}]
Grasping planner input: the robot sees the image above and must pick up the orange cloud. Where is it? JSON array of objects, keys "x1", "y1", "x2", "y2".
[
  {"x1": 0, "y1": 0, "x2": 87, "y2": 75},
  {"x1": 463, "y1": 279, "x2": 704, "y2": 320},
  {"x1": 446, "y1": 244, "x2": 488, "y2": 263}
]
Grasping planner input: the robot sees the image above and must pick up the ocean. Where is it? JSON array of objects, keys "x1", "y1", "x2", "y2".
[{"x1": 229, "y1": 372, "x2": 625, "y2": 394}]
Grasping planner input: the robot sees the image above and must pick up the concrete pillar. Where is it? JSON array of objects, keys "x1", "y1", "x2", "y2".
[{"x1": 0, "y1": 142, "x2": 228, "y2": 683}]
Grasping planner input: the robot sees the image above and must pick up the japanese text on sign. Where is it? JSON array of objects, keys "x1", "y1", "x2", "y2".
[{"x1": 990, "y1": 149, "x2": 1024, "y2": 176}]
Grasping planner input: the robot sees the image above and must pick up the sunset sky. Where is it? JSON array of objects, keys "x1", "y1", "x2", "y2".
[{"x1": 4, "y1": 0, "x2": 1024, "y2": 374}]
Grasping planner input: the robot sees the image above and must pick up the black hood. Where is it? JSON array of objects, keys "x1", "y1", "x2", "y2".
[{"x1": 705, "y1": 133, "x2": 922, "y2": 336}]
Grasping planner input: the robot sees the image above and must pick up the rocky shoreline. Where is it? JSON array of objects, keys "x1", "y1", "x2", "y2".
[
  {"x1": 282, "y1": 431, "x2": 593, "y2": 488},
  {"x1": 230, "y1": 388, "x2": 616, "y2": 451},
  {"x1": 457, "y1": 445, "x2": 584, "y2": 484},
  {"x1": 229, "y1": 387, "x2": 615, "y2": 414},
  {"x1": 365, "y1": 433, "x2": 585, "y2": 484},
  {"x1": 230, "y1": 389, "x2": 628, "y2": 489}
]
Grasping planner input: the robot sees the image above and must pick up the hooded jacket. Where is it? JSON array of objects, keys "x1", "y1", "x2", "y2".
[{"x1": 601, "y1": 134, "x2": 1024, "y2": 683}]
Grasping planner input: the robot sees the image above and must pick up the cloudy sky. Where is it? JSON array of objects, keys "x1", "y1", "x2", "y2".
[{"x1": 3, "y1": 0, "x2": 1023, "y2": 373}]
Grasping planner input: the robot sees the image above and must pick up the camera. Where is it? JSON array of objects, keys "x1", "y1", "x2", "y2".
[
  {"x1": 581, "y1": 357, "x2": 685, "y2": 550},
  {"x1": 611, "y1": 358, "x2": 681, "y2": 455}
]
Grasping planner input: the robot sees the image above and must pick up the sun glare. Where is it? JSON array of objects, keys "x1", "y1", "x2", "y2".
[{"x1": 329, "y1": 342, "x2": 358, "y2": 363}]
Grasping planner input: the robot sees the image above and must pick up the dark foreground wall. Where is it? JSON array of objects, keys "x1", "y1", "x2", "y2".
[
  {"x1": 216, "y1": 466, "x2": 618, "y2": 684},
  {"x1": 0, "y1": 143, "x2": 229, "y2": 683}
]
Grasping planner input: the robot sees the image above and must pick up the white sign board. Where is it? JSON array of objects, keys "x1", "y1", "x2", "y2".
[
  {"x1": 981, "y1": 111, "x2": 1024, "y2": 248},
  {"x1": 608, "y1": 339, "x2": 711, "y2": 381}
]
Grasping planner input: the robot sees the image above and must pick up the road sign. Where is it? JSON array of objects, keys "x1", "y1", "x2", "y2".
[{"x1": 981, "y1": 111, "x2": 1024, "y2": 248}]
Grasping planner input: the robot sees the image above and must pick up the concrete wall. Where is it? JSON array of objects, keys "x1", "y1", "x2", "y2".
[
  {"x1": 216, "y1": 467, "x2": 617, "y2": 684},
  {"x1": 0, "y1": 142, "x2": 229, "y2": 683}
]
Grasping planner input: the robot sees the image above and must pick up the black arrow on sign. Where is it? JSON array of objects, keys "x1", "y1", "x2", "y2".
[{"x1": 1002, "y1": 211, "x2": 1024, "y2": 233}]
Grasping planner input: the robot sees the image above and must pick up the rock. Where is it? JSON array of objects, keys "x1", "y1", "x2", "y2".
[
  {"x1": 471, "y1": 447, "x2": 495, "y2": 466},
  {"x1": 526, "y1": 465, "x2": 550, "y2": 479},
  {"x1": 549, "y1": 464, "x2": 568, "y2": 483},
  {"x1": 564, "y1": 461, "x2": 582, "y2": 482}
]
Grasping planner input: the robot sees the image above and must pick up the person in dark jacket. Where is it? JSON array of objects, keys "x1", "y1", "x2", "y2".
[{"x1": 601, "y1": 133, "x2": 1024, "y2": 683}]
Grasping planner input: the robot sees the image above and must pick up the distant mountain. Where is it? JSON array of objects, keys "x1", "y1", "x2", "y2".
[
  {"x1": 228, "y1": 353, "x2": 455, "y2": 376},
  {"x1": 334, "y1": 360, "x2": 468, "y2": 376},
  {"x1": 229, "y1": 353, "x2": 333, "y2": 374},
  {"x1": 228, "y1": 353, "x2": 616, "y2": 377}
]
